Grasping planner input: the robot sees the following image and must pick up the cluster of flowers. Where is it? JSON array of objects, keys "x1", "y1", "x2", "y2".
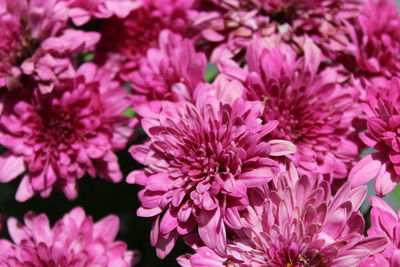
[{"x1": 0, "y1": 0, "x2": 400, "y2": 266}]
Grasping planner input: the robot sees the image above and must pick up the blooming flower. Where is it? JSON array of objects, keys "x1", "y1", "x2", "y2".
[
  {"x1": 361, "y1": 196, "x2": 400, "y2": 267},
  {"x1": 128, "y1": 84, "x2": 295, "y2": 258},
  {"x1": 349, "y1": 0, "x2": 400, "y2": 80},
  {"x1": 224, "y1": 38, "x2": 361, "y2": 181},
  {"x1": 178, "y1": 164, "x2": 387, "y2": 267},
  {"x1": 349, "y1": 79, "x2": 400, "y2": 195},
  {"x1": 190, "y1": 0, "x2": 360, "y2": 64},
  {"x1": 0, "y1": 63, "x2": 133, "y2": 201},
  {"x1": 0, "y1": 0, "x2": 100, "y2": 93},
  {"x1": 130, "y1": 30, "x2": 207, "y2": 108},
  {"x1": 95, "y1": 0, "x2": 194, "y2": 82},
  {"x1": 0, "y1": 207, "x2": 140, "y2": 266},
  {"x1": 189, "y1": 0, "x2": 277, "y2": 63},
  {"x1": 62, "y1": 0, "x2": 141, "y2": 26}
]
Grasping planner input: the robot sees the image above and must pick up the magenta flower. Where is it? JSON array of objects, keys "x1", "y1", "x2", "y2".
[
  {"x1": 349, "y1": 0, "x2": 400, "y2": 79},
  {"x1": 0, "y1": 207, "x2": 140, "y2": 267},
  {"x1": 224, "y1": 38, "x2": 361, "y2": 181},
  {"x1": 62, "y1": 0, "x2": 141, "y2": 26},
  {"x1": 128, "y1": 85, "x2": 295, "y2": 258},
  {"x1": 130, "y1": 30, "x2": 207, "y2": 108},
  {"x1": 350, "y1": 79, "x2": 400, "y2": 195},
  {"x1": 95, "y1": 0, "x2": 194, "y2": 82},
  {"x1": 178, "y1": 164, "x2": 387, "y2": 267},
  {"x1": 361, "y1": 196, "x2": 400, "y2": 267},
  {"x1": 0, "y1": 63, "x2": 133, "y2": 201},
  {"x1": 0, "y1": 0, "x2": 100, "y2": 93}
]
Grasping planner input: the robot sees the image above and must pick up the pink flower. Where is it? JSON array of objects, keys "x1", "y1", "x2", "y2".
[
  {"x1": 95, "y1": 0, "x2": 194, "y2": 82},
  {"x1": 178, "y1": 164, "x2": 388, "y2": 267},
  {"x1": 0, "y1": 63, "x2": 134, "y2": 201},
  {"x1": 349, "y1": 0, "x2": 400, "y2": 79},
  {"x1": 190, "y1": 0, "x2": 360, "y2": 63},
  {"x1": 0, "y1": 0, "x2": 100, "y2": 93},
  {"x1": 224, "y1": 38, "x2": 361, "y2": 181},
  {"x1": 361, "y1": 196, "x2": 399, "y2": 267},
  {"x1": 189, "y1": 1, "x2": 276, "y2": 63},
  {"x1": 128, "y1": 85, "x2": 295, "y2": 258},
  {"x1": 62, "y1": 0, "x2": 141, "y2": 26},
  {"x1": 349, "y1": 79, "x2": 400, "y2": 195},
  {"x1": 0, "y1": 207, "x2": 140, "y2": 267},
  {"x1": 130, "y1": 30, "x2": 207, "y2": 107}
]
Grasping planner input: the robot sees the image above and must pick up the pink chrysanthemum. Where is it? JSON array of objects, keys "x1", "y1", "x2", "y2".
[
  {"x1": 224, "y1": 38, "x2": 361, "y2": 181},
  {"x1": 0, "y1": 0, "x2": 100, "y2": 93},
  {"x1": 361, "y1": 196, "x2": 400, "y2": 266},
  {"x1": 130, "y1": 30, "x2": 207, "y2": 108},
  {"x1": 349, "y1": 79, "x2": 400, "y2": 195},
  {"x1": 95, "y1": 0, "x2": 194, "y2": 82},
  {"x1": 128, "y1": 85, "x2": 295, "y2": 258},
  {"x1": 190, "y1": 0, "x2": 360, "y2": 63},
  {"x1": 178, "y1": 164, "x2": 387, "y2": 267},
  {"x1": 189, "y1": 0, "x2": 276, "y2": 63},
  {"x1": 0, "y1": 63, "x2": 133, "y2": 201},
  {"x1": 61, "y1": 0, "x2": 141, "y2": 26},
  {"x1": 349, "y1": 0, "x2": 400, "y2": 79},
  {"x1": 0, "y1": 207, "x2": 140, "y2": 267}
]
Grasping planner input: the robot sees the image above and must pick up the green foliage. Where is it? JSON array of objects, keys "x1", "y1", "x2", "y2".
[
  {"x1": 123, "y1": 108, "x2": 136, "y2": 118},
  {"x1": 205, "y1": 63, "x2": 219, "y2": 82}
]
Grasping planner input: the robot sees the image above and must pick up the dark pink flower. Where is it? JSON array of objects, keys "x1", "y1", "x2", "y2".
[
  {"x1": 178, "y1": 164, "x2": 387, "y2": 267},
  {"x1": 361, "y1": 196, "x2": 399, "y2": 267},
  {"x1": 350, "y1": 79, "x2": 400, "y2": 195},
  {"x1": 0, "y1": 0, "x2": 100, "y2": 93},
  {"x1": 0, "y1": 63, "x2": 134, "y2": 201},
  {"x1": 224, "y1": 38, "x2": 361, "y2": 181},
  {"x1": 349, "y1": 0, "x2": 400, "y2": 79},
  {"x1": 130, "y1": 30, "x2": 207, "y2": 108},
  {"x1": 62, "y1": 0, "x2": 141, "y2": 26},
  {"x1": 95, "y1": 0, "x2": 194, "y2": 82},
  {"x1": 0, "y1": 207, "x2": 140, "y2": 267},
  {"x1": 128, "y1": 85, "x2": 295, "y2": 258}
]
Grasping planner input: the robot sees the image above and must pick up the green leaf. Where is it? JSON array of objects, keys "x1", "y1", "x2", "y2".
[
  {"x1": 205, "y1": 63, "x2": 219, "y2": 83},
  {"x1": 83, "y1": 52, "x2": 95, "y2": 62},
  {"x1": 123, "y1": 108, "x2": 136, "y2": 118}
]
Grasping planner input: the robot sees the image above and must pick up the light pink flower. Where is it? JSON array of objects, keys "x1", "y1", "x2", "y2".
[
  {"x1": 224, "y1": 38, "x2": 361, "y2": 181},
  {"x1": 349, "y1": 79, "x2": 400, "y2": 195},
  {"x1": 349, "y1": 0, "x2": 400, "y2": 79},
  {"x1": 0, "y1": 207, "x2": 140, "y2": 267},
  {"x1": 178, "y1": 164, "x2": 387, "y2": 267},
  {"x1": 62, "y1": 0, "x2": 141, "y2": 26},
  {"x1": 129, "y1": 30, "x2": 207, "y2": 108},
  {"x1": 95, "y1": 0, "x2": 194, "y2": 82},
  {"x1": 0, "y1": 0, "x2": 100, "y2": 93},
  {"x1": 0, "y1": 63, "x2": 134, "y2": 201},
  {"x1": 128, "y1": 85, "x2": 295, "y2": 258},
  {"x1": 360, "y1": 196, "x2": 399, "y2": 267}
]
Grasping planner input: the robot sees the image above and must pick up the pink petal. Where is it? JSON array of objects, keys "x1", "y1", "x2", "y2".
[
  {"x1": 198, "y1": 209, "x2": 226, "y2": 254},
  {"x1": 0, "y1": 152, "x2": 25, "y2": 182},
  {"x1": 349, "y1": 154, "x2": 382, "y2": 187},
  {"x1": 268, "y1": 139, "x2": 297, "y2": 156},
  {"x1": 15, "y1": 175, "x2": 34, "y2": 202},
  {"x1": 94, "y1": 215, "x2": 119, "y2": 242}
]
